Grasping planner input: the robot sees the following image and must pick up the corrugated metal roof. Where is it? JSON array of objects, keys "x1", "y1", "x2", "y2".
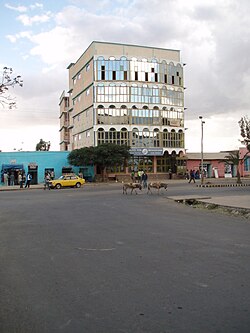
[{"x1": 186, "y1": 152, "x2": 229, "y2": 160}]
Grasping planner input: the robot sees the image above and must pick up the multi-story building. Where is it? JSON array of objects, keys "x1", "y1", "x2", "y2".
[
  {"x1": 59, "y1": 91, "x2": 70, "y2": 151},
  {"x1": 59, "y1": 41, "x2": 186, "y2": 178}
]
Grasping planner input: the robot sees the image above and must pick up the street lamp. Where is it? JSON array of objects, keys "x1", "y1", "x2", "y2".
[{"x1": 199, "y1": 116, "x2": 205, "y2": 185}]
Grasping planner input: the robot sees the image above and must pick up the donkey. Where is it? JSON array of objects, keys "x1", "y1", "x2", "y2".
[
  {"x1": 147, "y1": 182, "x2": 168, "y2": 195},
  {"x1": 122, "y1": 183, "x2": 142, "y2": 195}
]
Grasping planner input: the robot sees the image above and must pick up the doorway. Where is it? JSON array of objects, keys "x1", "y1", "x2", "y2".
[{"x1": 28, "y1": 166, "x2": 38, "y2": 184}]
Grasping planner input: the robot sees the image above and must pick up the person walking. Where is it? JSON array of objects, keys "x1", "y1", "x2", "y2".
[
  {"x1": 25, "y1": 173, "x2": 32, "y2": 188},
  {"x1": 188, "y1": 169, "x2": 196, "y2": 183}
]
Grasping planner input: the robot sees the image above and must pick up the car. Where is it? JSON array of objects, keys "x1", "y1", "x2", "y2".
[{"x1": 49, "y1": 174, "x2": 85, "y2": 189}]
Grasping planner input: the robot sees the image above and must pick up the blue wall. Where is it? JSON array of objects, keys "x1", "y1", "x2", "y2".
[{"x1": 0, "y1": 151, "x2": 94, "y2": 184}]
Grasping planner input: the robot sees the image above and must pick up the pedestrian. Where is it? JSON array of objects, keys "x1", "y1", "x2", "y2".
[
  {"x1": 138, "y1": 170, "x2": 143, "y2": 184},
  {"x1": 25, "y1": 173, "x2": 32, "y2": 188},
  {"x1": 50, "y1": 170, "x2": 55, "y2": 180},
  {"x1": 18, "y1": 172, "x2": 23, "y2": 188},
  {"x1": 131, "y1": 170, "x2": 135, "y2": 182},
  {"x1": 195, "y1": 170, "x2": 200, "y2": 179},
  {"x1": 10, "y1": 172, "x2": 15, "y2": 186},
  {"x1": 168, "y1": 169, "x2": 172, "y2": 180},
  {"x1": 3, "y1": 171, "x2": 8, "y2": 186},
  {"x1": 142, "y1": 171, "x2": 148, "y2": 189},
  {"x1": 188, "y1": 169, "x2": 195, "y2": 183},
  {"x1": 44, "y1": 173, "x2": 51, "y2": 190},
  {"x1": 22, "y1": 173, "x2": 26, "y2": 188}
]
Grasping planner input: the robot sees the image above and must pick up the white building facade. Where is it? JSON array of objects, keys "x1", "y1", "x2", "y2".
[{"x1": 60, "y1": 41, "x2": 186, "y2": 177}]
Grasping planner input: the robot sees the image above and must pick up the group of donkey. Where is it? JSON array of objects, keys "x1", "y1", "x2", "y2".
[{"x1": 122, "y1": 181, "x2": 168, "y2": 195}]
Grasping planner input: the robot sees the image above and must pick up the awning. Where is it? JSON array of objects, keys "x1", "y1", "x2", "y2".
[{"x1": 1, "y1": 164, "x2": 24, "y2": 171}]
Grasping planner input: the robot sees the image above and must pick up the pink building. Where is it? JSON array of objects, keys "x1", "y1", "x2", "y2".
[
  {"x1": 239, "y1": 147, "x2": 250, "y2": 177},
  {"x1": 186, "y1": 148, "x2": 250, "y2": 178},
  {"x1": 186, "y1": 152, "x2": 230, "y2": 178}
]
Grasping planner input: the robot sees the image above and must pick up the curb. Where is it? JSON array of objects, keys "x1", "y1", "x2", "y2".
[
  {"x1": 197, "y1": 183, "x2": 250, "y2": 188},
  {"x1": 193, "y1": 200, "x2": 250, "y2": 218}
]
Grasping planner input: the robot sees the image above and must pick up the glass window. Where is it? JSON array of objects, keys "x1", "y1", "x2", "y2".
[
  {"x1": 244, "y1": 157, "x2": 250, "y2": 171},
  {"x1": 128, "y1": 156, "x2": 153, "y2": 173}
]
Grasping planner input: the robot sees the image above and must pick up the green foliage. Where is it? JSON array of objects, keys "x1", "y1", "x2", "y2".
[
  {"x1": 68, "y1": 143, "x2": 131, "y2": 174},
  {"x1": 94, "y1": 143, "x2": 131, "y2": 168},
  {"x1": 239, "y1": 116, "x2": 250, "y2": 151},
  {"x1": 68, "y1": 146, "x2": 96, "y2": 166},
  {"x1": 223, "y1": 150, "x2": 240, "y2": 166},
  {"x1": 0, "y1": 67, "x2": 23, "y2": 109},
  {"x1": 221, "y1": 150, "x2": 242, "y2": 184},
  {"x1": 36, "y1": 139, "x2": 51, "y2": 151}
]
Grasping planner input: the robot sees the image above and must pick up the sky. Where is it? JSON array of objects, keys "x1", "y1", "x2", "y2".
[{"x1": 0, "y1": 0, "x2": 249, "y2": 152}]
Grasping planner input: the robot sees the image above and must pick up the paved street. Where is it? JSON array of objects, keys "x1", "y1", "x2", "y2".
[{"x1": 0, "y1": 183, "x2": 250, "y2": 333}]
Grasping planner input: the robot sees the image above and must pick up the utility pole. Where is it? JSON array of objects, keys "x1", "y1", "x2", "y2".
[{"x1": 199, "y1": 116, "x2": 205, "y2": 185}]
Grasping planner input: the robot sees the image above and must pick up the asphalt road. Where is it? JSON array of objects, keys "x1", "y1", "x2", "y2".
[{"x1": 0, "y1": 184, "x2": 250, "y2": 333}]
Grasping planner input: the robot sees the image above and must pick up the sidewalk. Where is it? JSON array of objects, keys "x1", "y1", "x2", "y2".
[
  {"x1": 167, "y1": 194, "x2": 250, "y2": 211},
  {"x1": 0, "y1": 184, "x2": 44, "y2": 191}
]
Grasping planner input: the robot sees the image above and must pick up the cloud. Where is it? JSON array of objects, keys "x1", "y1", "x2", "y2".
[
  {"x1": 5, "y1": 2, "x2": 44, "y2": 12},
  {"x1": 17, "y1": 12, "x2": 52, "y2": 26},
  {"x1": 2, "y1": 0, "x2": 250, "y2": 152},
  {"x1": 30, "y1": 3, "x2": 44, "y2": 10},
  {"x1": 6, "y1": 31, "x2": 32, "y2": 43},
  {"x1": 5, "y1": 3, "x2": 27, "y2": 12}
]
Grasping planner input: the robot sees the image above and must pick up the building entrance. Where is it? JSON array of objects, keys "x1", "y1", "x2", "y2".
[
  {"x1": 1, "y1": 164, "x2": 24, "y2": 185},
  {"x1": 28, "y1": 165, "x2": 38, "y2": 184}
]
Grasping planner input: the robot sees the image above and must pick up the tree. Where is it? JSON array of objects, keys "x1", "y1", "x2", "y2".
[
  {"x1": 68, "y1": 143, "x2": 131, "y2": 181},
  {"x1": 239, "y1": 116, "x2": 250, "y2": 151},
  {"x1": 36, "y1": 139, "x2": 51, "y2": 151},
  {"x1": 0, "y1": 67, "x2": 23, "y2": 109},
  {"x1": 221, "y1": 150, "x2": 242, "y2": 184}
]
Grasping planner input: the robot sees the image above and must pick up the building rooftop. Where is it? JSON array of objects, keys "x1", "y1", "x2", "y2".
[{"x1": 186, "y1": 152, "x2": 230, "y2": 160}]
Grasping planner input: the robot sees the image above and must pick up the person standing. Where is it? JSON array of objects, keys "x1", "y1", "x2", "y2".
[
  {"x1": 10, "y1": 172, "x2": 15, "y2": 186},
  {"x1": 3, "y1": 171, "x2": 8, "y2": 186},
  {"x1": 18, "y1": 172, "x2": 23, "y2": 188},
  {"x1": 142, "y1": 171, "x2": 148, "y2": 189},
  {"x1": 138, "y1": 170, "x2": 143, "y2": 184},
  {"x1": 44, "y1": 173, "x2": 51, "y2": 190},
  {"x1": 22, "y1": 173, "x2": 26, "y2": 188},
  {"x1": 25, "y1": 173, "x2": 32, "y2": 188},
  {"x1": 131, "y1": 170, "x2": 135, "y2": 182}
]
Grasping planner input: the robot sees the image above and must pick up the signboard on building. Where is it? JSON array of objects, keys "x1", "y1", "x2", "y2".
[
  {"x1": 28, "y1": 163, "x2": 38, "y2": 169},
  {"x1": 130, "y1": 148, "x2": 164, "y2": 156}
]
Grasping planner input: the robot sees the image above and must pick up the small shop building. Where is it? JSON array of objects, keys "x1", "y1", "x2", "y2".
[
  {"x1": 0, "y1": 151, "x2": 94, "y2": 185},
  {"x1": 186, "y1": 148, "x2": 250, "y2": 178}
]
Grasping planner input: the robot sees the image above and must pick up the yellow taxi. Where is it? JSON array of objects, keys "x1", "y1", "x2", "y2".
[{"x1": 49, "y1": 174, "x2": 85, "y2": 189}]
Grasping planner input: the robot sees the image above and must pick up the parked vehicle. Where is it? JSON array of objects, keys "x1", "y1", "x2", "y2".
[{"x1": 49, "y1": 174, "x2": 85, "y2": 189}]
